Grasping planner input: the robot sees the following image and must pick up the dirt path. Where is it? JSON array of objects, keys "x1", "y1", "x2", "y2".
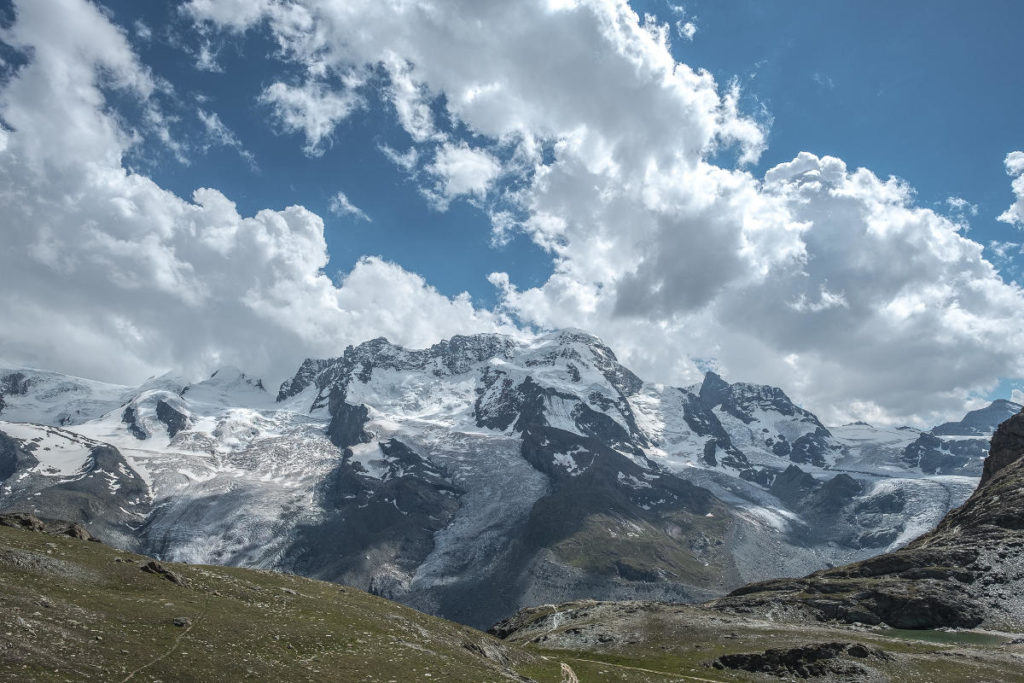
[
  {"x1": 120, "y1": 616, "x2": 199, "y2": 682},
  {"x1": 564, "y1": 655, "x2": 727, "y2": 682}
]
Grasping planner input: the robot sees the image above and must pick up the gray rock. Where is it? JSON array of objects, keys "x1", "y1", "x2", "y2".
[{"x1": 155, "y1": 400, "x2": 189, "y2": 438}]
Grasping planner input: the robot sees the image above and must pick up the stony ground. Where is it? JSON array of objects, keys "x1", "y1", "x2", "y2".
[{"x1": 494, "y1": 599, "x2": 1024, "y2": 682}]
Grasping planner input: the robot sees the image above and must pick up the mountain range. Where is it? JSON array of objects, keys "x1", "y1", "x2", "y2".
[{"x1": 0, "y1": 329, "x2": 1018, "y2": 628}]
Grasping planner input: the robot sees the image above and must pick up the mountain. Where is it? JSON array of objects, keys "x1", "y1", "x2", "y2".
[
  {"x1": 0, "y1": 423, "x2": 147, "y2": 548},
  {"x1": 0, "y1": 369, "x2": 129, "y2": 426},
  {"x1": 932, "y1": 398, "x2": 1022, "y2": 436},
  {"x1": 894, "y1": 398, "x2": 1022, "y2": 476},
  {"x1": 0, "y1": 331, "x2": 1002, "y2": 628}
]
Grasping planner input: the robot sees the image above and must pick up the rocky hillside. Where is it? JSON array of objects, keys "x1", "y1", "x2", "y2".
[
  {"x1": 712, "y1": 407, "x2": 1024, "y2": 631},
  {"x1": 495, "y1": 409, "x2": 1024, "y2": 651}
]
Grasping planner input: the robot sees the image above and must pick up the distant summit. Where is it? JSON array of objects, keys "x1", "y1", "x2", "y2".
[{"x1": 931, "y1": 398, "x2": 1023, "y2": 436}]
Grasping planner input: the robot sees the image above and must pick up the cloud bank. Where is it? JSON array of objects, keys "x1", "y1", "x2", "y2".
[
  {"x1": 180, "y1": 0, "x2": 1024, "y2": 424},
  {"x1": 0, "y1": 0, "x2": 1021, "y2": 426},
  {"x1": 998, "y1": 151, "x2": 1024, "y2": 227}
]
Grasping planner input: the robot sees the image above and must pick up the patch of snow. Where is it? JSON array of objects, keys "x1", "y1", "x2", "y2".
[{"x1": 0, "y1": 421, "x2": 96, "y2": 475}]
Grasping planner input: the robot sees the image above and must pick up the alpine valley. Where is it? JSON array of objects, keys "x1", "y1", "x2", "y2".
[{"x1": 0, "y1": 330, "x2": 1017, "y2": 629}]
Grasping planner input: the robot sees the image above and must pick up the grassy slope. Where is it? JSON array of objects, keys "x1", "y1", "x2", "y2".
[
  {"x1": 4, "y1": 523, "x2": 1023, "y2": 682},
  {"x1": 552, "y1": 510, "x2": 733, "y2": 586},
  {"x1": 0, "y1": 525, "x2": 550, "y2": 682}
]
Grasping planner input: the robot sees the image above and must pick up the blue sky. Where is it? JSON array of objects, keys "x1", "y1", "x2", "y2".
[
  {"x1": 673, "y1": 0, "x2": 1024, "y2": 253},
  {"x1": 94, "y1": 0, "x2": 1024, "y2": 302},
  {"x1": 1, "y1": 0, "x2": 1023, "y2": 425}
]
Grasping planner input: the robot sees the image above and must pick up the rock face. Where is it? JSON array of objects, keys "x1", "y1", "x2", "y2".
[
  {"x1": 901, "y1": 432, "x2": 989, "y2": 475},
  {"x1": 982, "y1": 408, "x2": 1024, "y2": 485},
  {"x1": 283, "y1": 437, "x2": 462, "y2": 603},
  {"x1": 712, "y1": 407, "x2": 1024, "y2": 631},
  {"x1": 155, "y1": 399, "x2": 190, "y2": 438},
  {"x1": 894, "y1": 398, "x2": 1022, "y2": 476},
  {"x1": 0, "y1": 430, "x2": 37, "y2": 481},
  {"x1": 121, "y1": 404, "x2": 148, "y2": 440},
  {"x1": 0, "y1": 424, "x2": 150, "y2": 548},
  {"x1": 325, "y1": 395, "x2": 371, "y2": 449},
  {"x1": 0, "y1": 372, "x2": 30, "y2": 417},
  {"x1": 0, "y1": 511, "x2": 96, "y2": 541}
]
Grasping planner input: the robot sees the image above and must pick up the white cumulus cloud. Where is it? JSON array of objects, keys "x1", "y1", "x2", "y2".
[
  {"x1": 181, "y1": 0, "x2": 1024, "y2": 424},
  {"x1": 259, "y1": 80, "x2": 362, "y2": 156},
  {"x1": 998, "y1": 151, "x2": 1024, "y2": 227},
  {"x1": 425, "y1": 142, "x2": 502, "y2": 209},
  {"x1": 3, "y1": 0, "x2": 1023, "y2": 426},
  {"x1": 328, "y1": 191, "x2": 371, "y2": 221},
  {"x1": 0, "y1": 0, "x2": 508, "y2": 384}
]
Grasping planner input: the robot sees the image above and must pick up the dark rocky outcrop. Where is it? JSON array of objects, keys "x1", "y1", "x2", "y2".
[
  {"x1": 712, "y1": 407, "x2": 1024, "y2": 630},
  {"x1": 155, "y1": 400, "x2": 189, "y2": 438},
  {"x1": 282, "y1": 438, "x2": 461, "y2": 602},
  {"x1": 325, "y1": 391, "x2": 371, "y2": 449},
  {"x1": 769, "y1": 465, "x2": 818, "y2": 508},
  {"x1": 768, "y1": 465, "x2": 864, "y2": 544},
  {"x1": 789, "y1": 427, "x2": 832, "y2": 468},
  {"x1": 0, "y1": 512, "x2": 96, "y2": 541},
  {"x1": 981, "y1": 409, "x2": 1024, "y2": 485},
  {"x1": 276, "y1": 358, "x2": 335, "y2": 402},
  {"x1": 712, "y1": 642, "x2": 891, "y2": 679},
  {"x1": 121, "y1": 404, "x2": 148, "y2": 440},
  {"x1": 0, "y1": 372, "x2": 30, "y2": 417},
  {"x1": 0, "y1": 372, "x2": 30, "y2": 398},
  {"x1": 902, "y1": 432, "x2": 988, "y2": 475},
  {"x1": 140, "y1": 559, "x2": 187, "y2": 586},
  {"x1": 0, "y1": 430, "x2": 38, "y2": 481}
]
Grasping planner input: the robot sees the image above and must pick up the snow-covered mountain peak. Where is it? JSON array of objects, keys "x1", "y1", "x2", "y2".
[
  {"x1": 341, "y1": 333, "x2": 517, "y2": 375},
  {"x1": 699, "y1": 371, "x2": 817, "y2": 423},
  {"x1": 180, "y1": 367, "x2": 271, "y2": 409},
  {"x1": 0, "y1": 368, "x2": 129, "y2": 426},
  {"x1": 530, "y1": 328, "x2": 609, "y2": 353},
  {"x1": 135, "y1": 371, "x2": 189, "y2": 395},
  {"x1": 195, "y1": 366, "x2": 263, "y2": 390}
]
